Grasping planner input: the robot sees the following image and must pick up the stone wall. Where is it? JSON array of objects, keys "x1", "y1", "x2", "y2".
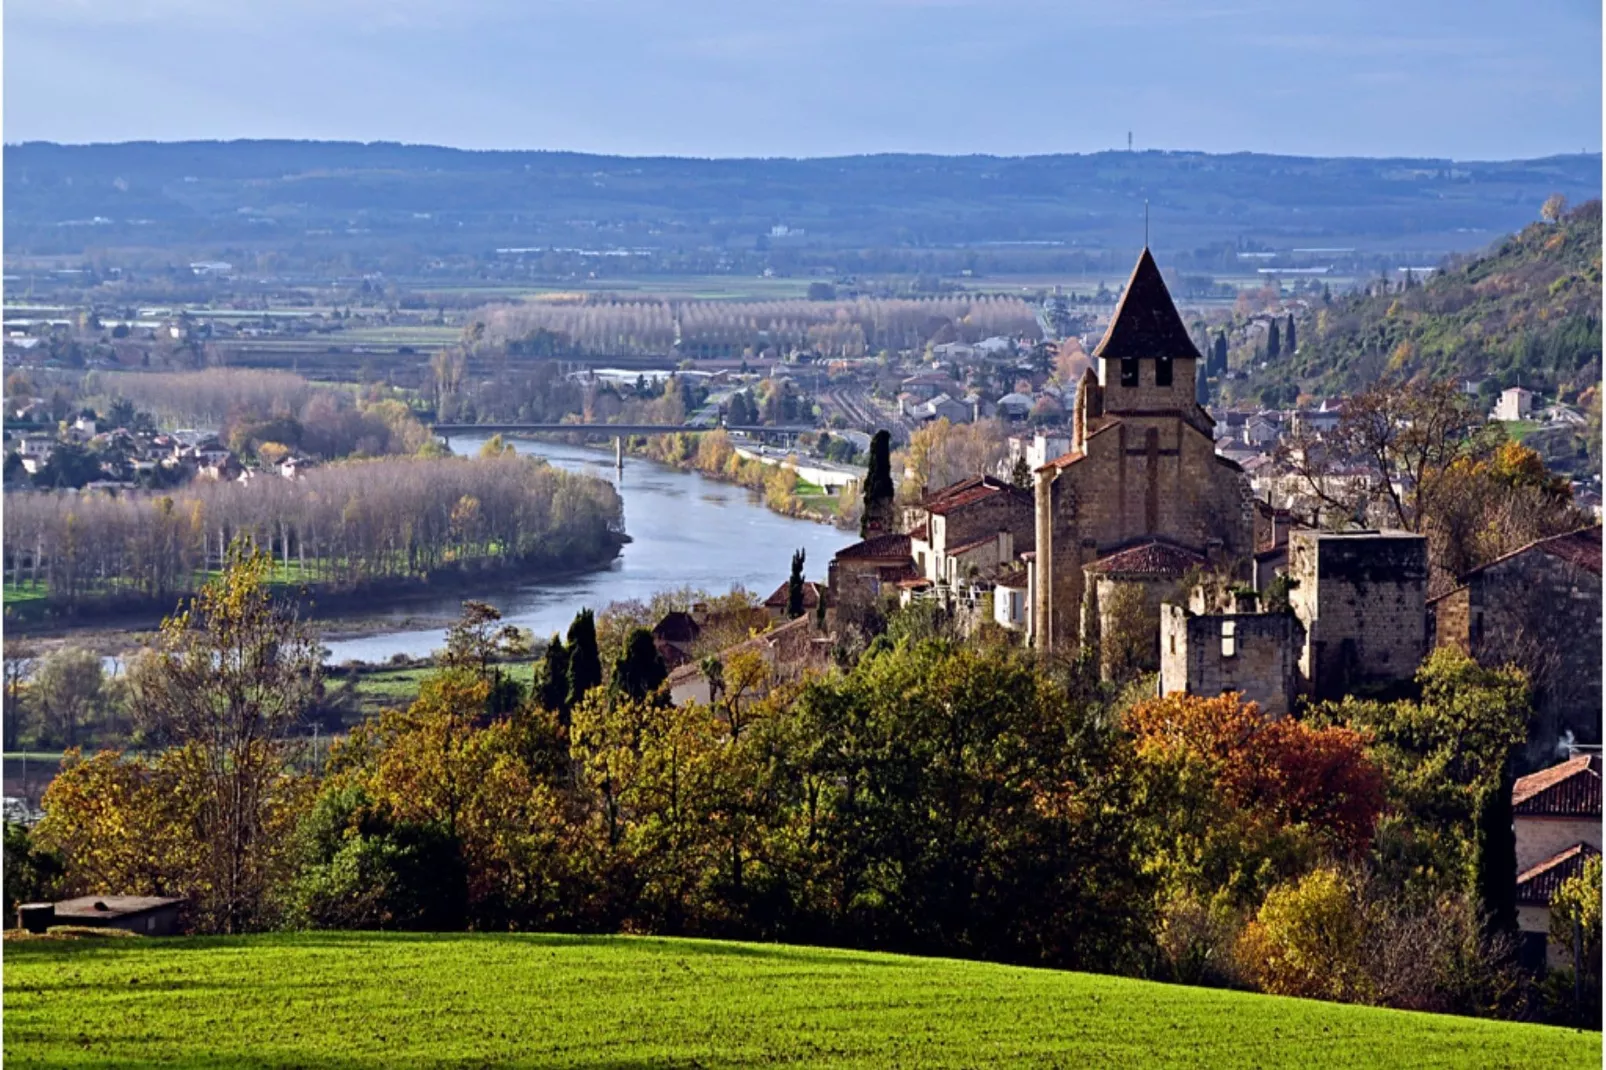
[
  {"x1": 1515, "y1": 815, "x2": 1602, "y2": 874},
  {"x1": 1289, "y1": 531, "x2": 1427, "y2": 699},
  {"x1": 1035, "y1": 415, "x2": 1254, "y2": 654},
  {"x1": 1161, "y1": 605, "x2": 1298, "y2": 716},
  {"x1": 1431, "y1": 547, "x2": 1602, "y2": 763}
]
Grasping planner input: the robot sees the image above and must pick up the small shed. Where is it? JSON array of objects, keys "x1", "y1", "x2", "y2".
[{"x1": 23, "y1": 896, "x2": 186, "y2": 936}]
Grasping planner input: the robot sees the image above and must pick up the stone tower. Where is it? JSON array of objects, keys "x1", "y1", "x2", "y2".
[{"x1": 1031, "y1": 248, "x2": 1255, "y2": 655}]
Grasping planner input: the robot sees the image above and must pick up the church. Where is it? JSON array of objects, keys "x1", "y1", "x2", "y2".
[{"x1": 1029, "y1": 247, "x2": 1256, "y2": 661}]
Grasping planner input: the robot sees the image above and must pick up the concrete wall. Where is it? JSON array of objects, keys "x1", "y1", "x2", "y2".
[
  {"x1": 1289, "y1": 531, "x2": 1427, "y2": 699},
  {"x1": 1161, "y1": 605, "x2": 1298, "y2": 716}
]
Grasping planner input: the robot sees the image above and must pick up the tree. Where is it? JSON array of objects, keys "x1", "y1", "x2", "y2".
[
  {"x1": 3, "y1": 821, "x2": 64, "y2": 922},
  {"x1": 612, "y1": 627, "x2": 668, "y2": 701},
  {"x1": 126, "y1": 541, "x2": 321, "y2": 932},
  {"x1": 31, "y1": 646, "x2": 106, "y2": 748},
  {"x1": 1471, "y1": 760, "x2": 1518, "y2": 940},
  {"x1": 538, "y1": 634, "x2": 572, "y2": 719},
  {"x1": 1212, "y1": 332, "x2": 1228, "y2": 377},
  {"x1": 1010, "y1": 455, "x2": 1032, "y2": 491},
  {"x1": 1236, "y1": 867, "x2": 1368, "y2": 1002},
  {"x1": 565, "y1": 608, "x2": 603, "y2": 709},
  {"x1": 860, "y1": 430, "x2": 895, "y2": 537},
  {"x1": 1267, "y1": 319, "x2": 1281, "y2": 360},
  {"x1": 1029, "y1": 340, "x2": 1055, "y2": 377},
  {"x1": 786, "y1": 548, "x2": 806, "y2": 619},
  {"x1": 1284, "y1": 314, "x2": 1297, "y2": 354},
  {"x1": 1549, "y1": 855, "x2": 1602, "y2": 1026},
  {"x1": 441, "y1": 601, "x2": 526, "y2": 717},
  {"x1": 1541, "y1": 194, "x2": 1569, "y2": 224}
]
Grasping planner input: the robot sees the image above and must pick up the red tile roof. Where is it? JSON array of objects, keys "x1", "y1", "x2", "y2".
[
  {"x1": 1462, "y1": 524, "x2": 1603, "y2": 582},
  {"x1": 922, "y1": 475, "x2": 1026, "y2": 516},
  {"x1": 1516, "y1": 843, "x2": 1600, "y2": 906},
  {"x1": 1092, "y1": 248, "x2": 1202, "y2": 362},
  {"x1": 1086, "y1": 541, "x2": 1206, "y2": 578},
  {"x1": 1513, "y1": 755, "x2": 1602, "y2": 817},
  {"x1": 834, "y1": 533, "x2": 912, "y2": 561}
]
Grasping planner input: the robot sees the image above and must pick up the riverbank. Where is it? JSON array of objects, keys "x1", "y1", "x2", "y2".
[
  {"x1": 522, "y1": 430, "x2": 858, "y2": 530},
  {"x1": 1, "y1": 540, "x2": 626, "y2": 641}
]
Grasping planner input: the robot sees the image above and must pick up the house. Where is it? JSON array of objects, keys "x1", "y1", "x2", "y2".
[
  {"x1": 992, "y1": 566, "x2": 1029, "y2": 631},
  {"x1": 18, "y1": 895, "x2": 186, "y2": 936},
  {"x1": 666, "y1": 615, "x2": 832, "y2": 706},
  {"x1": 651, "y1": 611, "x2": 702, "y2": 670},
  {"x1": 996, "y1": 392, "x2": 1034, "y2": 422},
  {"x1": 908, "y1": 475, "x2": 1035, "y2": 588},
  {"x1": 1493, "y1": 387, "x2": 1535, "y2": 422},
  {"x1": 910, "y1": 393, "x2": 973, "y2": 424},
  {"x1": 762, "y1": 579, "x2": 826, "y2": 621},
  {"x1": 1428, "y1": 525, "x2": 1602, "y2": 766},
  {"x1": 827, "y1": 532, "x2": 917, "y2": 620},
  {"x1": 1242, "y1": 414, "x2": 1280, "y2": 449},
  {"x1": 1512, "y1": 755, "x2": 1602, "y2": 971}
]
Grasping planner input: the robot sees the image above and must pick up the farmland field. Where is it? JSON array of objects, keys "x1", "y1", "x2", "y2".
[{"x1": 3, "y1": 932, "x2": 1598, "y2": 1068}]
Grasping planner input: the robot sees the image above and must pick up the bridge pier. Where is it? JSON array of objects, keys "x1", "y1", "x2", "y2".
[{"x1": 615, "y1": 435, "x2": 624, "y2": 470}]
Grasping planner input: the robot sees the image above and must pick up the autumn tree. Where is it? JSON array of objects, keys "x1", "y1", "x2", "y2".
[
  {"x1": 125, "y1": 541, "x2": 321, "y2": 932},
  {"x1": 1541, "y1": 193, "x2": 1569, "y2": 224}
]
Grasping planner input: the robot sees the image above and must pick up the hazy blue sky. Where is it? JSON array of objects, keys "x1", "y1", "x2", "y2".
[{"x1": 5, "y1": 0, "x2": 1600, "y2": 159}]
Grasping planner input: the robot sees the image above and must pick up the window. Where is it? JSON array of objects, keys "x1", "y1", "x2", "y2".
[
  {"x1": 1169, "y1": 634, "x2": 1176, "y2": 654},
  {"x1": 1120, "y1": 357, "x2": 1139, "y2": 387},
  {"x1": 1221, "y1": 620, "x2": 1236, "y2": 658},
  {"x1": 1156, "y1": 356, "x2": 1173, "y2": 387}
]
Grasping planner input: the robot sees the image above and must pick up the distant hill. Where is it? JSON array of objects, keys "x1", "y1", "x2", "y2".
[
  {"x1": 3, "y1": 141, "x2": 1600, "y2": 277},
  {"x1": 1249, "y1": 200, "x2": 1602, "y2": 403},
  {"x1": 4, "y1": 931, "x2": 1597, "y2": 1067}
]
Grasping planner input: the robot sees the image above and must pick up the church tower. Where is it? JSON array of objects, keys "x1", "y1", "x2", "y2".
[{"x1": 1031, "y1": 247, "x2": 1253, "y2": 657}]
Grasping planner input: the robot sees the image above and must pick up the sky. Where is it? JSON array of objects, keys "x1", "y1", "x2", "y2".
[{"x1": 4, "y1": 0, "x2": 1601, "y2": 160}]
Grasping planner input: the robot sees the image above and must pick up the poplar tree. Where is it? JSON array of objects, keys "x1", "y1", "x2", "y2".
[{"x1": 787, "y1": 548, "x2": 807, "y2": 618}]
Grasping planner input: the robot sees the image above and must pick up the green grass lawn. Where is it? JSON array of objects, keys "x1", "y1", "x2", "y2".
[
  {"x1": 2, "y1": 581, "x2": 50, "y2": 607},
  {"x1": 2, "y1": 932, "x2": 1597, "y2": 1069}
]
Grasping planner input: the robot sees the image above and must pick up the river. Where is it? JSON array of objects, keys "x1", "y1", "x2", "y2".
[{"x1": 318, "y1": 435, "x2": 857, "y2": 664}]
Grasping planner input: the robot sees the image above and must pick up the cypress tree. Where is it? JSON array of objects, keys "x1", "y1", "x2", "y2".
[
  {"x1": 1284, "y1": 313, "x2": 1297, "y2": 354},
  {"x1": 787, "y1": 548, "x2": 807, "y2": 618},
  {"x1": 611, "y1": 627, "x2": 667, "y2": 701},
  {"x1": 539, "y1": 635, "x2": 571, "y2": 721},
  {"x1": 861, "y1": 430, "x2": 895, "y2": 538},
  {"x1": 1213, "y1": 333, "x2": 1228, "y2": 376},
  {"x1": 1267, "y1": 319, "x2": 1281, "y2": 360},
  {"x1": 1473, "y1": 759, "x2": 1519, "y2": 939},
  {"x1": 565, "y1": 609, "x2": 603, "y2": 710}
]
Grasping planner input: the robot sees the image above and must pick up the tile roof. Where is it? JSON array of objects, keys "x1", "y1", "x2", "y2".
[
  {"x1": 652, "y1": 611, "x2": 701, "y2": 645},
  {"x1": 1513, "y1": 755, "x2": 1602, "y2": 817},
  {"x1": 1086, "y1": 541, "x2": 1206, "y2": 578},
  {"x1": 1092, "y1": 248, "x2": 1202, "y2": 362},
  {"x1": 994, "y1": 566, "x2": 1029, "y2": 588},
  {"x1": 1461, "y1": 524, "x2": 1602, "y2": 581},
  {"x1": 763, "y1": 580, "x2": 825, "y2": 610},
  {"x1": 922, "y1": 475, "x2": 1027, "y2": 516},
  {"x1": 1515, "y1": 843, "x2": 1600, "y2": 907},
  {"x1": 949, "y1": 532, "x2": 1007, "y2": 555},
  {"x1": 834, "y1": 532, "x2": 912, "y2": 561}
]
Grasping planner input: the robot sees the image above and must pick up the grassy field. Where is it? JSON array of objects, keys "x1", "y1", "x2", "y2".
[
  {"x1": 342, "y1": 662, "x2": 535, "y2": 715},
  {"x1": 2, "y1": 932, "x2": 1598, "y2": 1069}
]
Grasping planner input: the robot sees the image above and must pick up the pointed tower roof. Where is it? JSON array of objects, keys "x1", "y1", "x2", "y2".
[{"x1": 1093, "y1": 248, "x2": 1201, "y2": 361}]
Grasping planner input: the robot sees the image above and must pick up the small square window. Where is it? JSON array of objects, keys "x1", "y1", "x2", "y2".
[{"x1": 1120, "y1": 358, "x2": 1139, "y2": 387}]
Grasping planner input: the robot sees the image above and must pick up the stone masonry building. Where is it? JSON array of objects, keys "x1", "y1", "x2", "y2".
[
  {"x1": 1287, "y1": 529, "x2": 1428, "y2": 699},
  {"x1": 1031, "y1": 248, "x2": 1255, "y2": 655},
  {"x1": 1428, "y1": 524, "x2": 1602, "y2": 768}
]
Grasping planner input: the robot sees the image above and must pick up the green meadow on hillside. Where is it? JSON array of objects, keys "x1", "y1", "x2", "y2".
[{"x1": 3, "y1": 932, "x2": 1598, "y2": 1069}]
